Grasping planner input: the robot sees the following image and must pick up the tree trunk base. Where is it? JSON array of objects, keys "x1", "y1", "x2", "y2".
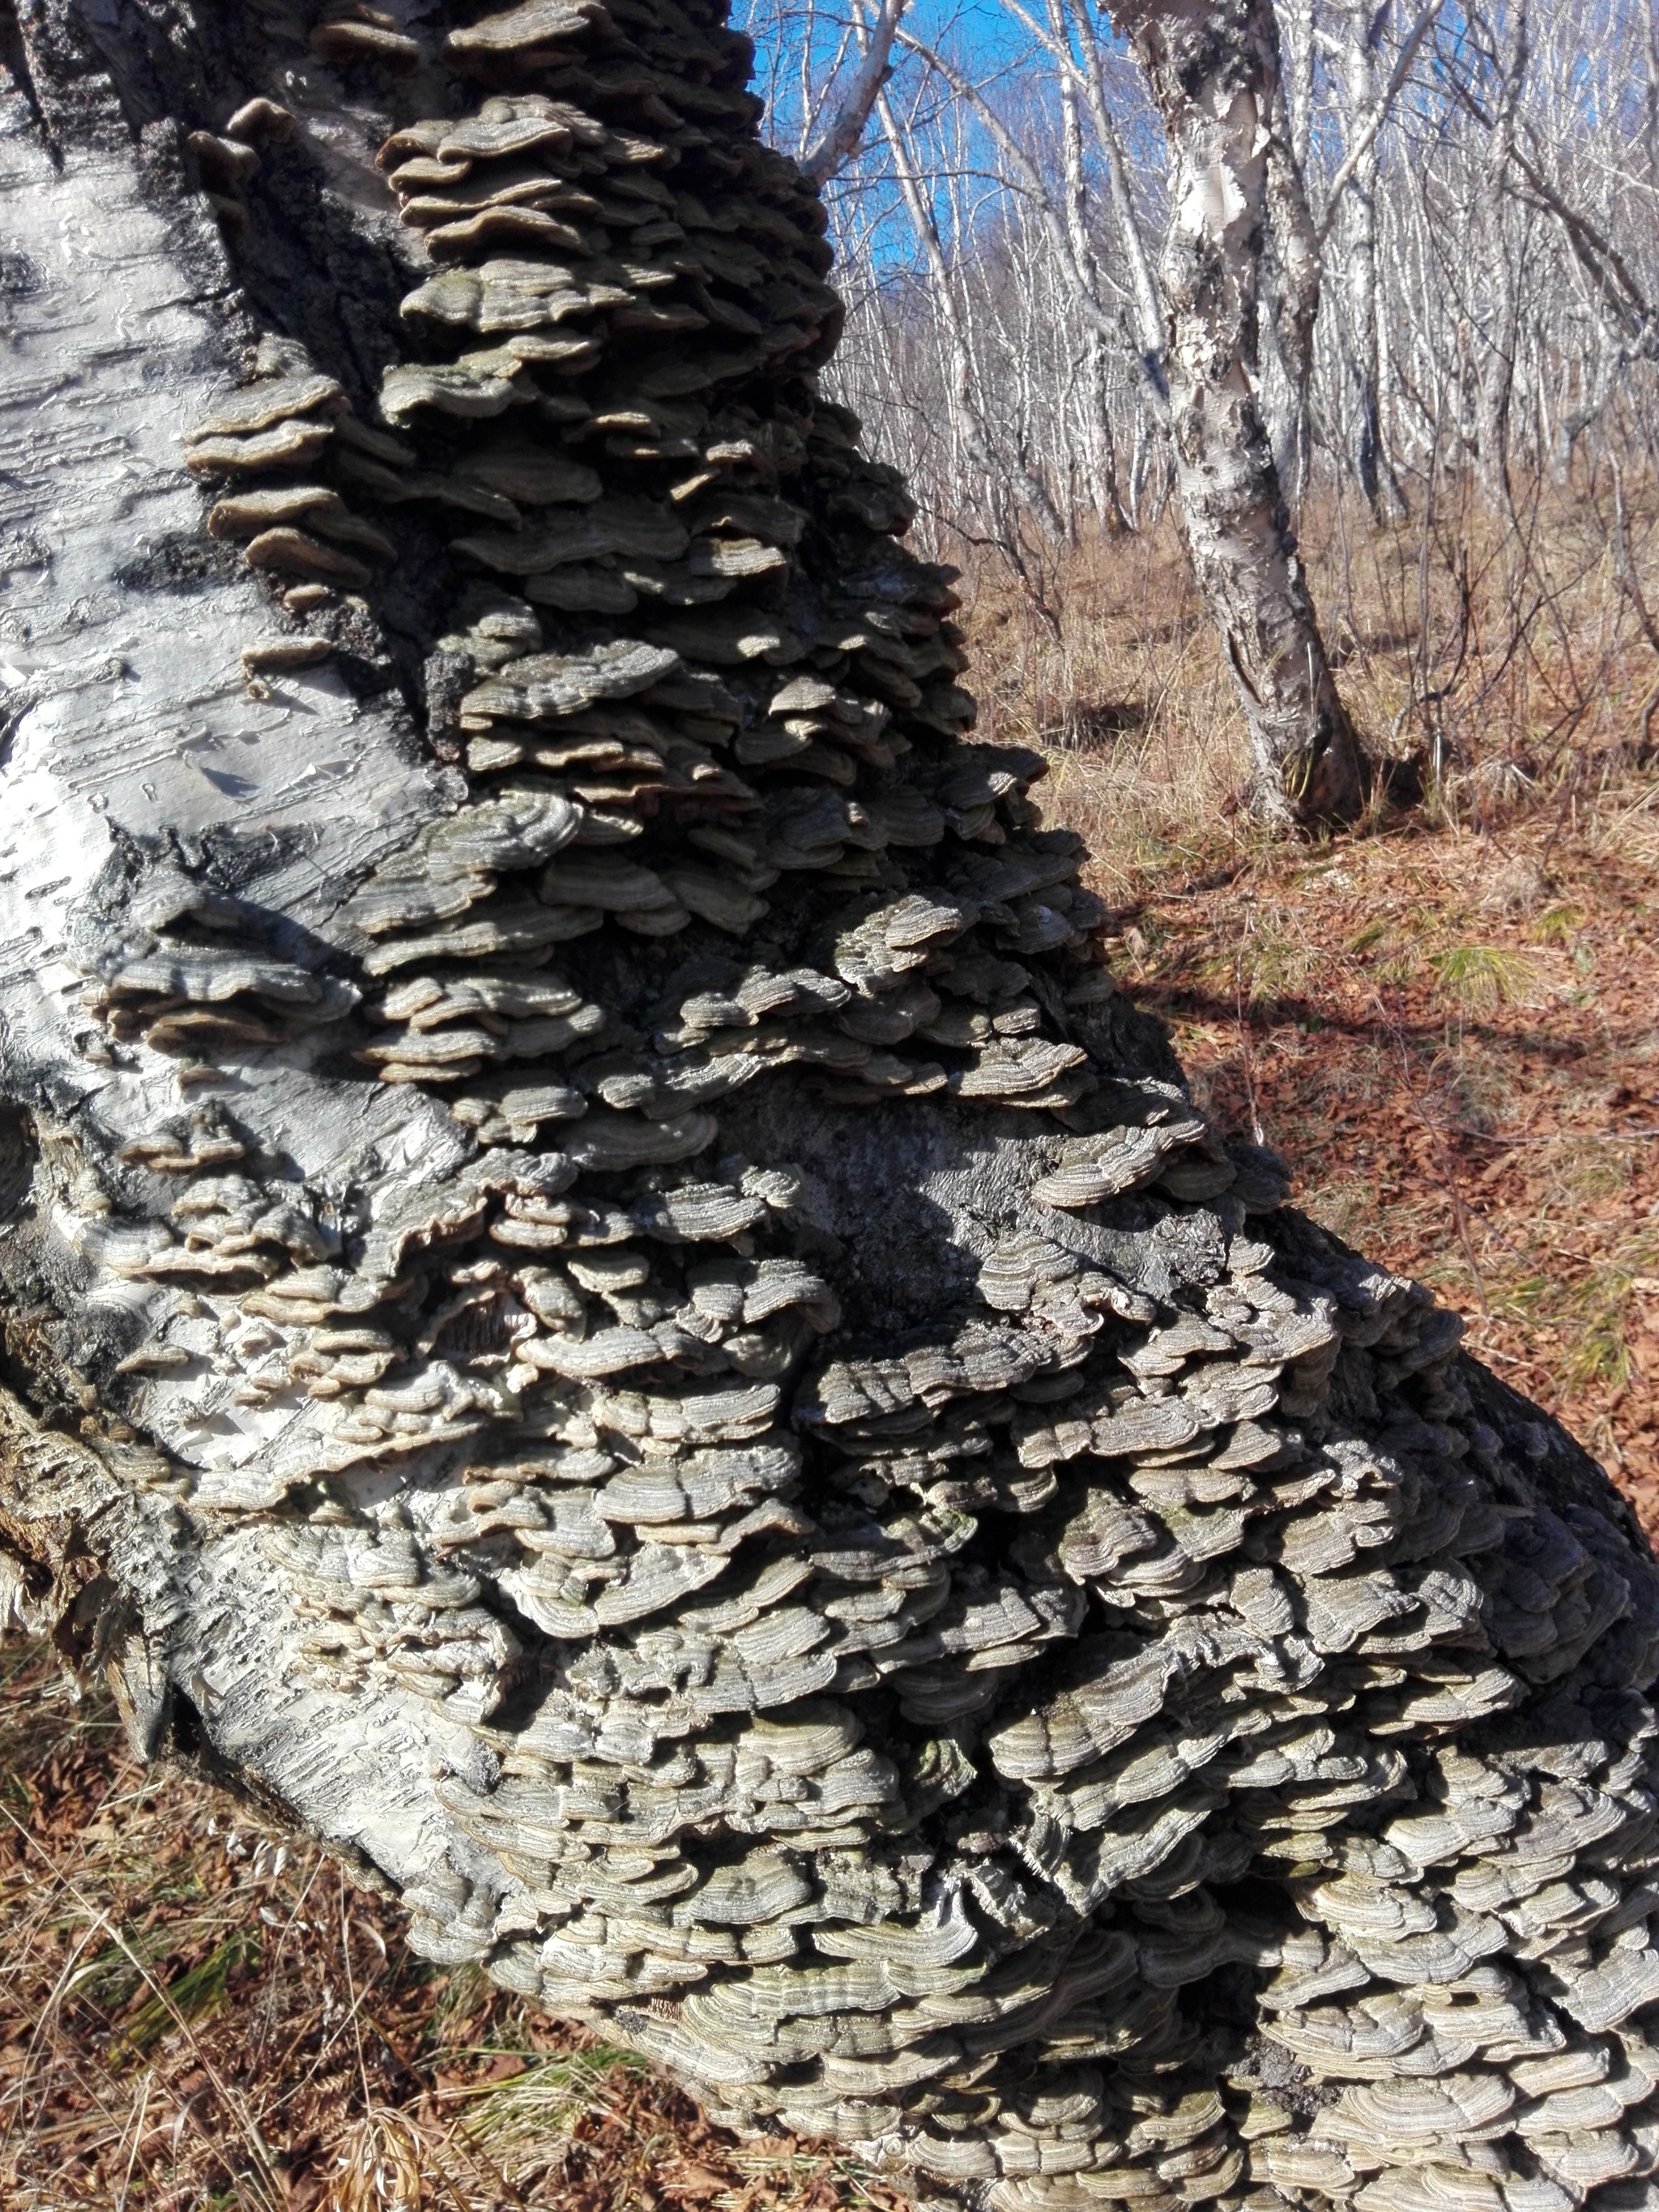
[{"x1": 2, "y1": 7, "x2": 1656, "y2": 2209}]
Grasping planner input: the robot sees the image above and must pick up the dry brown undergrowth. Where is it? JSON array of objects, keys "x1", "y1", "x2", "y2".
[
  {"x1": 6, "y1": 510, "x2": 1659, "y2": 2207},
  {"x1": 0, "y1": 1640, "x2": 907, "y2": 2210},
  {"x1": 977, "y1": 515, "x2": 1659, "y2": 1527}
]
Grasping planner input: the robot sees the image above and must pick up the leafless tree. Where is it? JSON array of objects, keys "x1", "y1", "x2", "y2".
[
  {"x1": 754, "y1": 0, "x2": 1659, "y2": 800},
  {"x1": 1107, "y1": 0, "x2": 1363, "y2": 822}
]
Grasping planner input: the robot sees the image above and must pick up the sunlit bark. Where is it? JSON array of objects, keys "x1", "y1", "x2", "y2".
[{"x1": 1108, "y1": 0, "x2": 1364, "y2": 821}]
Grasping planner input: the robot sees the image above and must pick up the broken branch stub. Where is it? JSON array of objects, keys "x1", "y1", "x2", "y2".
[{"x1": 1, "y1": 6, "x2": 1657, "y2": 2211}]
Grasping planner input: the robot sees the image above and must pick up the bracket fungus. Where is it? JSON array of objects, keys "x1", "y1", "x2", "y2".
[{"x1": 2, "y1": 6, "x2": 1659, "y2": 2212}]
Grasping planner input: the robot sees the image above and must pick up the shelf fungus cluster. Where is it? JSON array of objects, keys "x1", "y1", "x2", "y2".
[{"x1": 4, "y1": 8, "x2": 1659, "y2": 2212}]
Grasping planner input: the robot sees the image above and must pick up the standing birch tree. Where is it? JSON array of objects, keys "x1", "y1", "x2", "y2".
[{"x1": 1107, "y1": 0, "x2": 1365, "y2": 822}]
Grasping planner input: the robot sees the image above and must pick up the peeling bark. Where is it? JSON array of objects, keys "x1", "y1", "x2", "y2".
[
  {"x1": 1107, "y1": 0, "x2": 1364, "y2": 826},
  {"x1": 4, "y1": 6, "x2": 1659, "y2": 2210}
]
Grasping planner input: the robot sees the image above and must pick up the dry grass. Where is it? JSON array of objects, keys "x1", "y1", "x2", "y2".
[
  {"x1": 0, "y1": 1638, "x2": 904, "y2": 2210},
  {"x1": 982, "y1": 506, "x2": 1659, "y2": 1518},
  {"x1": 1088, "y1": 805, "x2": 1659, "y2": 1501},
  {"x1": 6, "y1": 482, "x2": 1659, "y2": 2202},
  {"x1": 959, "y1": 467, "x2": 1659, "y2": 894}
]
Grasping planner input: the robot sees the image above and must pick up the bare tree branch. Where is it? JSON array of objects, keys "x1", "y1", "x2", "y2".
[
  {"x1": 874, "y1": 76, "x2": 1072, "y2": 549},
  {"x1": 898, "y1": 23, "x2": 1172, "y2": 413},
  {"x1": 1442, "y1": 26, "x2": 1657, "y2": 356},
  {"x1": 800, "y1": 0, "x2": 911, "y2": 183},
  {"x1": 1313, "y1": 0, "x2": 1451, "y2": 248}
]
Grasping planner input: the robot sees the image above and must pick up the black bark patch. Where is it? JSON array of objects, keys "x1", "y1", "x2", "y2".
[
  {"x1": 0, "y1": 248, "x2": 41, "y2": 296},
  {"x1": 114, "y1": 532, "x2": 242, "y2": 591}
]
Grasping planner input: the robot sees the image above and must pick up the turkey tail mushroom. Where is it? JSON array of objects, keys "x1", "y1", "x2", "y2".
[{"x1": 2, "y1": 6, "x2": 1659, "y2": 2212}]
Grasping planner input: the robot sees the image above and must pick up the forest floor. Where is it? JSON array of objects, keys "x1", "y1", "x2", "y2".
[
  {"x1": 986, "y1": 515, "x2": 1659, "y2": 1529},
  {"x1": 1067, "y1": 775, "x2": 1659, "y2": 1514},
  {"x1": 5, "y1": 519, "x2": 1659, "y2": 2210}
]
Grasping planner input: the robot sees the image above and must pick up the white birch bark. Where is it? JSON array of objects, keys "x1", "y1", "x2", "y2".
[
  {"x1": 1335, "y1": 0, "x2": 1388, "y2": 514},
  {"x1": 1106, "y1": 0, "x2": 1365, "y2": 822}
]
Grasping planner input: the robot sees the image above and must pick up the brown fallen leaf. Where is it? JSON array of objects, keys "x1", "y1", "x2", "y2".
[{"x1": 665, "y1": 2162, "x2": 729, "y2": 2201}]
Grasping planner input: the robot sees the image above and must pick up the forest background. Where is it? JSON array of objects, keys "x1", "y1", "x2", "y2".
[{"x1": 6, "y1": 0, "x2": 1659, "y2": 2205}]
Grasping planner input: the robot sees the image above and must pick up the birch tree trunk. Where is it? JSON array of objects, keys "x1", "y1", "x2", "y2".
[
  {"x1": 1106, "y1": 0, "x2": 1364, "y2": 822},
  {"x1": 1263, "y1": 75, "x2": 1321, "y2": 508},
  {"x1": 1337, "y1": 0, "x2": 1389, "y2": 516},
  {"x1": 1473, "y1": 0, "x2": 1528, "y2": 510},
  {"x1": 1059, "y1": 65, "x2": 1124, "y2": 529},
  {"x1": 5, "y1": 6, "x2": 1659, "y2": 2210},
  {"x1": 876, "y1": 78, "x2": 1069, "y2": 552}
]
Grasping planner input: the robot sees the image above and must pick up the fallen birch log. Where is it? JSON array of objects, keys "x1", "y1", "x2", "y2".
[{"x1": 2, "y1": 6, "x2": 1658, "y2": 2209}]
